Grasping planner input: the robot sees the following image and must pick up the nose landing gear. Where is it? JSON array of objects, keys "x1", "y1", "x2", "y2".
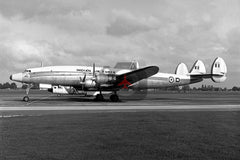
[{"x1": 23, "y1": 84, "x2": 33, "y2": 102}]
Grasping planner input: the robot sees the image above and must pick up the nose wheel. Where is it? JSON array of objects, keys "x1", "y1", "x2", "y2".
[{"x1": 23, "y1": 96, "x2": 30, "y2": 102}]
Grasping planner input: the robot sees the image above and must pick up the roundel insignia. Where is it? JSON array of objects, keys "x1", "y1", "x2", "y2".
[
  {"x1": 176, "y1": 77, "x2": 180, "y2": 83},
  {"x1": 169, "y1": 76, "x2": 174, "y2": 83}
]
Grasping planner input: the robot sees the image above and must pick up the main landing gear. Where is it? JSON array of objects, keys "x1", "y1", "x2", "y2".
[
  {"x1": 95, "y1": 94, "x2": 104, "y2": 101},
  {"x1": 94, "y1": 91, "x2": 120, "y2": 102},
  {"x1": 110, "y1": 94, "x2": 119, "y2": 102},
  {"x1": 23, "y1": 84, "x2": 33, "y2": 102}
]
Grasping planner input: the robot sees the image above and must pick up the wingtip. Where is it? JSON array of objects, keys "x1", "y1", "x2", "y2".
[{"x1": 151, "y1": 66, "x2": 159, "y2": 73}]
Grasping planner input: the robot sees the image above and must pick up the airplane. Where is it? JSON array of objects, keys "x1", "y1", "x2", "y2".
[
  {"x1": 10, "y1": 57, "x2": 227, "y2": 102},
  {"x1": 9, "y1": 62, "x2": 159, "y2": 102}
]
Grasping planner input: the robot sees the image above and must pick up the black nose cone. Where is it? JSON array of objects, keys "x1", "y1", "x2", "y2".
[{"x1": 10, "y1": 75, "x2": 12, "y2": 80}]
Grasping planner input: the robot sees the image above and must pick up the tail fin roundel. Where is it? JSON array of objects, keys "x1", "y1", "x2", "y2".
[{"x1": 211, "y1": 57, "x2": 227, "y2": 83}]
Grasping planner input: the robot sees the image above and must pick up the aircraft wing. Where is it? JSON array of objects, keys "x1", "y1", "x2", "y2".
[
  {"x1": 115, "y1": 66, "x2": 159, "y2": 86},
  {"x1": 118, "y1": 80, "x2": 131, "y2": 86}
]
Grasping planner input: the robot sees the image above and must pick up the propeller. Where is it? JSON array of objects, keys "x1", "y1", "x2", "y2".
[
  {"x1": 79, "y1": 63, "x2": 97, "y2": 90},
  {"x1": 79, "y1": 73, "x2": 86, "y2": 84},
  {"x1": 79, "y1": 73, "x2": 86, "y2": 90}
]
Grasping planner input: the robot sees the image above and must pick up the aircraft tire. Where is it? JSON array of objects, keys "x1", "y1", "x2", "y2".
[
  {"x1": 23, "y1": 96, "x2": 30, "y2": 102},
  {"x1": 110, "y1": 94, "x2": 119, "y2": 102},
  {"x1": 95, "y1": 94, "x2": 104, "y2": 101}
]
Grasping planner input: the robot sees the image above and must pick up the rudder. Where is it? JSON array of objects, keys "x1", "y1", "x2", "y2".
[{"x1": 211, "y1": 57, "x2": 227, "y2": 83}]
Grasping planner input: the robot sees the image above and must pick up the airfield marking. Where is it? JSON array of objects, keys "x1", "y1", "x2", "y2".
[{"x1": 1, "y1": 105, "x2": 240, "y2": 111}]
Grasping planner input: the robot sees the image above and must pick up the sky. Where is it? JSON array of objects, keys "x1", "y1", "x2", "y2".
[{"x1": 0, "y1": 0, "x2": 239, "y2": 88}]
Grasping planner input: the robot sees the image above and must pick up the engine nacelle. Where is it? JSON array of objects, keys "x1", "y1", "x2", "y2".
[
  {"x1": 85, "y1": 79, "x2": 97, "y2": 88},
  {"x1": 96, "y1": 74, "x2": 116, "y2": 84}
]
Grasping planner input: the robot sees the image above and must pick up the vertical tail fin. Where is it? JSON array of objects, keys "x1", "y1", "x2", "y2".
[
  {"x1": 189, "y1": 60, "x2": 206, "y2": 75},
  {"x1": 114, "y1": 61, "x2": 139, "y2": 70},
  {"x1": 175, "y1": 63, "x2": 189, "y2": 75},
  {"x1": 211, "y1": 57, "x2": 227, "y2": 83},
  {"x1": 130, "y1": 60, "x2": 139, "y2": 70}
]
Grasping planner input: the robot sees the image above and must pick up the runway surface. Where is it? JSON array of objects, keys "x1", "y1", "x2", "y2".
[{"x1": 0, "y1": 90, "x2": 240, "y2": 115}]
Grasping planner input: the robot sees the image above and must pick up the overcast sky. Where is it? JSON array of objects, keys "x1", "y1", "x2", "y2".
[{"x1": 0, "y1": 0, "x2": 239, "y2": 87}]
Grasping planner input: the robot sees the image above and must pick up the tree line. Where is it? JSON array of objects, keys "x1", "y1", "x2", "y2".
[
  {"x1": 0, "y1": 82, "x2": 240, "y2": 91},
  {"x1": 154, "y1": 84, "x2": 240, "y2": 92},
  {"x1": 0, "y1": 82, "x2": 17, "y2": 89},
  {"x1": 0, "y1": 82, "x2": 39, "y2": 89}
]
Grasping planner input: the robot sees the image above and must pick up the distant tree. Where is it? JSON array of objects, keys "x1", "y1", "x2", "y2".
[
  {"x1": 232, "y1": 86, "x2": 240, "y2": 91},
  {"x1": 22, "y1": 84, "x2": 28, "y2": 89},
  {"x1": 32, "y1": 83, "x2": 39, "y2": 89},
  {"x1": 182, "y1": 85, "x2": 191, "y2": 92},
  {"x1": 2, "y1": 82, "x2": 11, "y2": 89},
  {"x1": 0, "y1": 82, "x2": 18, "y2": 89},
  {"x1": 10, "y1": 83, "x2": 17, "y2": 89},
  {"x1": 192, "y1": 87, "x2": 197, "y2": 91},
  {"x1": 166, "y1": 86, "x2": 179, "y2": 91}
]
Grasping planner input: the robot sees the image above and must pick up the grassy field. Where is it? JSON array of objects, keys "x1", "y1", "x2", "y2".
[{"x1": 1, "y1": 111, "x2": 240, "y2": 160}]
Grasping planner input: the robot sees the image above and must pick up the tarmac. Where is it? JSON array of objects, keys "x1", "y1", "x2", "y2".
[{"x1": 0, "y1": 90, "x2": 240, "y2": 114}]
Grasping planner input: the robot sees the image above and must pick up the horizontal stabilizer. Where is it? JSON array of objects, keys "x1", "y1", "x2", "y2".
[
  {"x1": 190, "y1": 57, "x2": 227, "y2": 83},
  {"x1": 175, "y1": 63, "x2": 188, "y2": 75}
]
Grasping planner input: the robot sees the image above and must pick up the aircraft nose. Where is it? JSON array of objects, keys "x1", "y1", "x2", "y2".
[
  {"x1": 10, "y1": 73, "x2": 23, "y2": 82},
  {"x1": 10, "y1": 75, "x2": 12, "y2": 80}
]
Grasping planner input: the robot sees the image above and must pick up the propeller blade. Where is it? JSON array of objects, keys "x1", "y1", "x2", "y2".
[
  {"x1": 79, "y1": 73, "x2": 86, "y2": 85},
  {"x1": 82, "y1": 73, "x2": 86, "y2": 82},
  {"x1": 93, "y1": 63, "x2": 95, "y2": 77}
]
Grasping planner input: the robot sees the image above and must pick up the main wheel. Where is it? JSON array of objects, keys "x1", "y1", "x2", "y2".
[
  {"x1": 95, "y1": 94, "x2": 104, "y2": 101},
  {"x1": 23, "y1": 96, "x2": 30, "y2": 102},
  {"x1": 110, "y1": 94, "x2": 119, "y2": 102}
]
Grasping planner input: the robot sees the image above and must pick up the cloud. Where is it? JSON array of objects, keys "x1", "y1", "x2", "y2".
[
  {"x1": 106, "y1": 10, "x2": 161, "y2": 36},
  {"x1": 0, "y1": 0, "x2": 239, "y2": 87}
]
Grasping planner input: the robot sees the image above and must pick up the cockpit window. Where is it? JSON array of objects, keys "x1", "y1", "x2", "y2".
[{"x1": 24, "y1": 69, "x2": 31, "y2": 73}]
